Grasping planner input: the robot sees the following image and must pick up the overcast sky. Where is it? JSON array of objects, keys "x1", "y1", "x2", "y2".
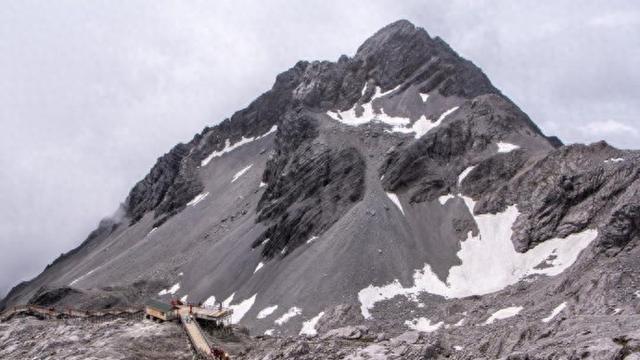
[{"x1": 1, "y1": 0, "x2": 638, "y2": 297}]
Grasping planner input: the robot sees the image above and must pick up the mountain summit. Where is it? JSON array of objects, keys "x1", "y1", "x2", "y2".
[{"x1": 3, "y1": 20, "x2": 640, "y2": 358}]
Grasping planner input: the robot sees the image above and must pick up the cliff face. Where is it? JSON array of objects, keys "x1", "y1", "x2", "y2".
[{"x1": 3, "y1": 20, "x2": 640, "y2": 358}]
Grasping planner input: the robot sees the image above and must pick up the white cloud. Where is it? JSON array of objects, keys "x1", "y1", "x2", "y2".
[{"x1": 580, "y1": 119, "x2": 639, "y2": 136}]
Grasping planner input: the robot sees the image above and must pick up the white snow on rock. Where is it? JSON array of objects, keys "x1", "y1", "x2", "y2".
[
  {"x1": 306, "y1": 236, "x2": 318, "y2": 244},
  {"x1": 257, "y1": 305, "x2": 279, "y2": 319},
  {"x1": 385, "y1": 192, "x2": 404, "y2": 215},
  {"x1": 230, "y1": 294, "x2": 257, "y2": 324},
  {"x1": 454, "y1": 345, "x2": 463, "y2": 351},
  {"x1": 69, "y1": 267, "x2": 99, "y2": 286},
  {"x1": 253, "y1": 262, "x2": 264, "y2": 274},
  {"x1": 187, "y1": 192, "x2": 209, "y2": 206},
  {"x1": 275, "y1": 307, "x2": 302, "y2": 326},
  {"x1": 327, "y1": 86, "x2": 456, "y2": 139},
  {"x1": 438, "y1": 194, "x2": 456, "y2": 205},
  {"x1": 231, "y1": 164, "x2": 253, "y2": 183},
  {"x1": 420, "y1": 93, "x2": 429, "y2": 102},
  {"x1": 201, "y1": 125, "x2": 277, "y2": 167},
  {"x1": 327, "y1": 86, "x2": 402, "y2": 127},
  {"x1": 222, "y1": 293, "x2": 235, "y2": 307},
  {"x1": 542, "y1": 302, "x2": 567, "y2": 323},
  {"x1": 387, "y1": 106, "x2": 459, "y2": 139},
  {"x1": 300, "y1": 311, "x2": 325, "y2": 336},
  {"x1": 484, "y1": 306, "x2": 523, "y2": 325},
  {"x1": 180, "y1": 295, "x2": 188, "y2": 303},
  {"x1": 458, "y1": 166, "x2": 475, "y2": 185},
  {"x1": 259, "y1": 181, "x2": 267, "y2": 188},
  {"x1": 264, "y1": 329, "x2": 274, "y2": 336},
  {"x1": 496, "y1": 142, "x2": 520, "y2": 153},
  {"x1": 203, "y1": 295, "x2": 216, "y2": 308},
  {"x1": 404, "y1": 317, "x2": 444, "y2": 333},
  {"x1": 357, "y1": 195, "x2": 597, "y2": 318},
  {"x1": 158, "y1": 282, "x2": 180, "y2": 296},
  {"x1": 635, "y1": 290, "x2": 640, "y2": 298},
  {"x1": 147, "y1": 227, "x2": 158, "y2": 236},
  {"x1": 604, "y1": 157, "x2": 624, "y2": 163}
]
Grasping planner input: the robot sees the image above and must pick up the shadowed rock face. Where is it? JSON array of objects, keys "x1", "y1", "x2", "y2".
[
  {"x1": 255, "y1": 112, "x2": 366, "y2": 258},
  {"x1": 3, "y1": 20, "x2": 640, "y2": 357}
]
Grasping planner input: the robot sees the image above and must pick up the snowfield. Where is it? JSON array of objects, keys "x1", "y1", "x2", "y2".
[{"x1": 357, "y1": 195, "x2": 597, "y2": 318}]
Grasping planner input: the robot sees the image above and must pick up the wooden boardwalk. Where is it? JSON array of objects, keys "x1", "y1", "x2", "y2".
[
  {"x1": 1, "y1": 303, "x2": 229, "y2": 359},
  {"x1": 178, "y1": 307, "x2": 214, "y2": 357}
]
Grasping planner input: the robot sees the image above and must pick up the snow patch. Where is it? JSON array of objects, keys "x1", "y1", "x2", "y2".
[
  {"x1": 404, "y1": 317, "x2": 443, "y2": 332},
  {"x1": 300, "y1": 311, "x2": 325, "y2": 336},
  {"x1": 231, "y1": 164, "x2": 253, "y2": 183},
  {"x1": 484, "y1": 306, "x2": 523, "y2": 325},
  {"x1": 386, "y1": 106, "x2": 459, "y2": 139},
  {"x1": 203, "y1": 295, "x2": 217, "y2": 308},
  {"x1": 275, "y1": 307, "x2": 302, "y2": 326},
  {"x1": 419, "y1": 93, "x2": 429, "y2": 102},
  {"x1": 496, "y1": 142, "x2": 520, "y2": 153},
  {"x1": 542, "y1": 302, "x2": 567, "y2": 323},
  {"x1": 222, "y1": 293, "x2": 235, "y2": 307},
  {"x1": 158, "y1": 282, "x2": 180, "y2": 296},
  {"x1": 635, "y1": 290, "x2": 640, "y2": 298},
  {"x1": 253, "y1": 262, "x2": 264, "y2": 274},
  {"x1": 454, "y1": 345, "x2": 463, "y2": 351},
  {"x1": 229, "y1": 294, "x2": 257, "y2": 324},
  {"x1": 357, "y1": 196, "x2": 597, "y2": 318},
  {"x1": 257, "y1": 305, "x2": 279, "y2": 319},
  {"x1": 604, "y1": 157, "x2": 624, "y2": 163},
  {"x1": 259, "y1": 181, "x2": 267, "y2": 188},
  {"x1": 180, "y1": 295, "x2": 188, "y2": 303},
  {"x1": 69, "y1": 267, "x2": 99, "y2": 286},
  {"x1": 264, "y1": 329, "x2": 274, "y2": 336},
  {"x1": 327, "y1": 87, "x2": 456, "y2": 139},
  {"x1": 306, "y1": 236, "x2": 318, "y2": 244},
  {"x1": 385, "y1": 192, "x2": 404, "y2": 215},
  {"x1": 187, "y1": 192, "x2": 209, "y2": 206},
  {"x1": 438, "y1": 194, "x2": 456, "y2": 205},
  {"x1": 458, "y1": 166, "x2": 475, "y2": 185},
  {"x1": 147, "y1": 227, "x2": 158, "y2": 236},
  {"x1": 201, "y1": 125, "x2": 277, "y2": 166}
]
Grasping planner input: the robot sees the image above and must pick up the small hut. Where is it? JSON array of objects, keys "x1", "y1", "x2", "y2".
[{"x1": 144, "y1": 299, "x2": 175, "y2": 322}]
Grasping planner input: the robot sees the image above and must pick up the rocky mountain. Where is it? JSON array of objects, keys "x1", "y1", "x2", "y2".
[{"x1": 3, "y1": 20, "x2": 640, "y2": 358}]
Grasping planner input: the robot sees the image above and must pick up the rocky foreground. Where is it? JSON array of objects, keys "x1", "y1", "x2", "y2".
[
  {"x1": 1, "y1": 310, "x2": 639, "y2": 360},
  {"x1": 0, "y1": 317, "x2": 191, "y2": 359}
]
